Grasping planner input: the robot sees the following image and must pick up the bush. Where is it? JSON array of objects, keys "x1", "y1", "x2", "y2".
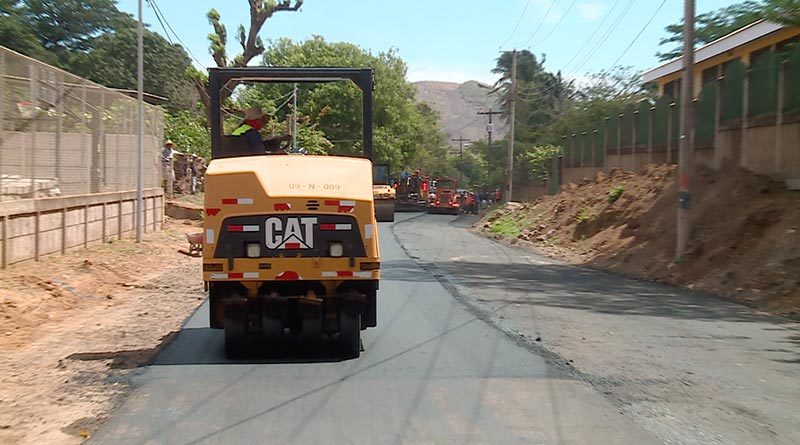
[{"x1": 608, "y1": 185, "x2": 625, "y2": 204}]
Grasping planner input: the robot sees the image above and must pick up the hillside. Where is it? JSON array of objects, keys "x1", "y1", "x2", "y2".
[
  {"x1": 479, "y1": 164, "x2": 800, "y2": 317},
  {"x1": 414, "y1": 80, "x2": 507, "y2": 146}
]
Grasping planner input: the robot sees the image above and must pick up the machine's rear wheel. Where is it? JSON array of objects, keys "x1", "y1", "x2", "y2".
[
  {"x1": 224, "y1": 299, "x2": 249, "y2": 359},
  {"x1": 339, "y1": 309, "x2": 361, "y2": 359}
]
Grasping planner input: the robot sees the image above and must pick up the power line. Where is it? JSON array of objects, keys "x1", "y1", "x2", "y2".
[
  {"x1": 148, "y1": 0, "x2": 206, "y2": 67},
  {"x1": 499, "y1": 0, "x2": 532, "y2": 49},
  {"x1": 520, "y1": 0, "x2": 559, "y2": 47},
  {"x1": 610, "y1": 0, "x2": 668, "y2": 67},
  {"x1": 528, "y1": 0, "x2": 578, "y2": 49},
  {"x1": 560, "y1": 0, "x2": 623, "y2": 72},
  {"x1": 568, "y1": 0, "x2": 636, "y2": 76},
  {"x1": 145, "y1": 0, "x2": 173, "y2": 45}
]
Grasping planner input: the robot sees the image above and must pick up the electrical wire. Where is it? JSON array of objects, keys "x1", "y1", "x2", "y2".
[
  {"x1": 568, "y1": 0, "x2": 636, "y2": 76},
  {"x1": 528, "y1": 0, "x2": 577, "y2": 49},
  {"x1": 610, "y1": 0, "x2": 668, "y2": 67},
  {"x1": 498, "y1": 0, "x2": 532, "y2": 49},
  {"x1": 148, "y1": 0, "x2": 206, "y2": 68},
  {"x1": 559, "y1": 0, "x2": 622, "y2": 73},
  {"x1": 520, "y1": 0, "x2": 559, "y2": 47},
  {"x1": 145, "y1": 0, "x2": 174, "y2": 45}
]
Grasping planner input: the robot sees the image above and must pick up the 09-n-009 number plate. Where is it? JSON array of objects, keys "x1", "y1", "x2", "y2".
[{"x1": 214, "y1": 214, "x2": 366, "y2": 259}]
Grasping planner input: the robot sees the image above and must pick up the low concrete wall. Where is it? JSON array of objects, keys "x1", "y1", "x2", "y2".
[
  {"x1": 515, "y1": 183, "x2": 548, "y2": 202},
  {"x1": 0, "y1": 188, "x2": 164, "y2": 268}
]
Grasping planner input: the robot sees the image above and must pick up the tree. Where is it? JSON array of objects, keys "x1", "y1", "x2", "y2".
[
  {"x1": 74, "y1": 25, "x2": 198, "y2": 112},
  {"x1": 657, "y1": 1, "x2": 765, "y2": 61},
  {"x1": 165, "y1": 111, "x2": 211, "y2": 158},
  {"x1": 0, "y1": 0, "x2": 56, "y2": 63},
  {"x1": 764, "y1": 0, "x2": 800, "y2": 26},
  {"x1": 20, "y1": 0, "x2": 129, "y2": 65},
  {"x1": 196, "y1": 0, "x2": 303, "y2": 112},
  {"x1": 247, "y1": 36, "x2": 445, "y2": 169}
]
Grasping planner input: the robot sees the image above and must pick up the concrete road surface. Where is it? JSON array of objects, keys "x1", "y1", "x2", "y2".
[{"x1": 90, "y1": 213, "x2": 658, "y2": 445}]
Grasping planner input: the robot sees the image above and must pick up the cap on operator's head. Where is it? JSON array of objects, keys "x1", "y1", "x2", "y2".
[{"x1": 244, "y1": 107, "x2": 267, "y2": 121}]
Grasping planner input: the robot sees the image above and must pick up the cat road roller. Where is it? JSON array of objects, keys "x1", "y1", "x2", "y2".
[
  {"x1": 203, "y1": 68, "x2": 380, "y2": 359},
  {"x1": 372, "y1": 164, "x2": 395, "y2": 222}
]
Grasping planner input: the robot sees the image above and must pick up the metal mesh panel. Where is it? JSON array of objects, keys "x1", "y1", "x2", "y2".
[
  {"x1": 786, "y1": 46, "x2": 800, "y2": 115},
  {"x1": 696, "y1": 82, "x2": 717, "y2": 147},
  {"x1": 749, "y1": 50, "x2": 779, "y2": 118},
  {"x1": 653, "y1": 96, "x2": 671, "y2": 145},
  {"x1": 721, "y1": 60, "x2": 746, "y2": 122},
  {"x1": 0, "y1": 47, "x2": 164, "y2": 201},
  {"x1": 620, "y1": 104, "x2": 635, "y2": 149},
  {"x1": 636, "y1": 101, "x2": 650, "y2": 149}
]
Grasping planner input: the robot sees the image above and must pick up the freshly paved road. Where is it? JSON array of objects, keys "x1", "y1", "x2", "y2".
[
  {"x1": 394, "y1": 213, "x2": 800, "y2": 445},
  {"x1": 90, "y1": 213, "x2": 658, "y2": 444}
]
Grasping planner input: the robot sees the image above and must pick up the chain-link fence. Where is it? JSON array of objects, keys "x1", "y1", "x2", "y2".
[
  {"x1": 0, "y1": 46, "x2": 163, "y2": 201},
  {"x1": 557, "y1": 43, "x2": 800, "y2": 186}
]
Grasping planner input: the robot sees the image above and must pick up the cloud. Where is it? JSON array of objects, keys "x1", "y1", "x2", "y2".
[{"x1": 577, "y1": 1, "x2": 607, "y2": 22}]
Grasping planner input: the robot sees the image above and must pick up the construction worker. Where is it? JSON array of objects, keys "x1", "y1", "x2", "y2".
[
  {"x1": 231, "y1": 107, "x2": 292, "y2": 154},
  {"x1": 231, "y1": 107, "x2": 268, "y2": 154}
]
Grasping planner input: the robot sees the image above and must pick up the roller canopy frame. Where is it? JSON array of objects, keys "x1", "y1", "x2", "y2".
[{"x1": 208, "y1": 67, "x2": 374, "y2": 160}]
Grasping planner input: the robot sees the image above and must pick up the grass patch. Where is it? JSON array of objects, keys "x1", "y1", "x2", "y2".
[
  {"x1": 575, "y1": 208, "x2": 594, "y2": 223},
  {"x1": 608, "y1": 185, "x2": 625, "y2": 204},
  {"x1": 489, "y1": 216, "x2": 522, "y2": 238}
]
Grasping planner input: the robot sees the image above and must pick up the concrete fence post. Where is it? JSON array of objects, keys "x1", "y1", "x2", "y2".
[
  {"x1": 0, "y1": 51, "x2": 5, "y2": 185},
  {"x1": 713, "y1": 74, "x2": 723, "y2": 171},
  {"x1": 34, "y1": 211, "x2": 40, "y2": 261},
  {"x1": 775, "y1": 60, "x2": 786, "y2": 175},
  {"x1": 83, "y1": 205, "x2": 89, "y2": 248},
  {"x1": 740, "y1": 66, "x2": 750, "y2": 167},
  {"x1": 632, "y1": 108, "x2": 639, "y2": 171},
  {"x1": 571, "y1": 133, "x2": 577, "y2": 167},
  {"x1": 1, "y1": 215, "x2": 7, "y2": 269},
  {"x1": 648, "y1": 106, "x2": 655, "y2": 165},
  {"x1": 29, "y1": 64, "x2": 37, "y2": 194},
  {"x1": 667, "y1": 102, "x2": 675, "y2": 164},
  {"x1": 56, "y1": 73, "x2": 63, "y2": 184},
  {"x1": 603, "y1": 117, "x2": 610, "y2": 171},
  {"x1": 61, "y1": 208, "x2": 66, "y2": 254},
  {"x1": 617, "y1": 113, "x2": 623, "y2": 163}
]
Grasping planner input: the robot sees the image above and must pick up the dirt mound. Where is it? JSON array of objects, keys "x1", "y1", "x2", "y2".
[{"x1": 479, "y1": 164, "x2": 800, "y2": 317}]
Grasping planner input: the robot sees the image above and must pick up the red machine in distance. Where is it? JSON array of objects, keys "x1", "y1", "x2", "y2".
[{"x1": 427, "y1": 177, "x2": 460, "y2": 215}]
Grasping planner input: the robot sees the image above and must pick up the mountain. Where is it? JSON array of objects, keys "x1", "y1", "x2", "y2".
[{"x1": 414, "y1": 80, "x2": 508, "y2": 147}]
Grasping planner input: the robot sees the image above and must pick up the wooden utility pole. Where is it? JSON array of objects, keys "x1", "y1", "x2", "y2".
[
  {"x1": 507, "y1": 49, "x2": 517, "y2": 203},
  {"x1": 452, "y1": 137, "x2": 471, "y2": 184},
  {"x1": 478, "y1": 109, "x2": 502, "y2": 191},
  {"x1": 676, "y1": 0, "x2": 695, "y2": 259}
]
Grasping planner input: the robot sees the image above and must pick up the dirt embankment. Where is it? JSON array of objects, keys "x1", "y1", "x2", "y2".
[
  {"x1": 479, "y1": 164, "x2": 800, "y2": 317},
  {"x1": 0, "y1": 218, "x2": 205, "y2": 444}
]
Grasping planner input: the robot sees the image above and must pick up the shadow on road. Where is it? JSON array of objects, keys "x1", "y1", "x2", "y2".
[{"x1": 438, "y1": 260, "x2": 795, "y2": 325}]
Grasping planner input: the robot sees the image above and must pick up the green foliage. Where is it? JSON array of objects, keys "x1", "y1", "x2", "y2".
[
  {"x1": 764, "y1": 0, "x2": 800, "y2": 26},
  {"x1": 489, "y1": 216, "x2": 521, "y2": 238},
  {"x1": 165, "y1": 111, "x2": 210, "y2": 158},
  {"x1": 657, "y1": 1, "x2": 766, "y2": 61},
  {"x1": 523, "y1": 145, "x2": 561, "y2": 182},
  {"x1": 247, "y1": 36, "x2": 446, "y2": 168},
  {"x1": 608, "y1": 186, "x2": 625, "y2": 204},
  {"x1": 575, "y1": 208, "x2": 594, "y2": 223}
]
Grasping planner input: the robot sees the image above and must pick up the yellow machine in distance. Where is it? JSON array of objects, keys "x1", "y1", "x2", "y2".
[
  {"x1": 372, "y1": 164, "x2": 395, "y2": 222},
  {"x1": 203, "y1": 67, "x2": 379, "y2": 359}
]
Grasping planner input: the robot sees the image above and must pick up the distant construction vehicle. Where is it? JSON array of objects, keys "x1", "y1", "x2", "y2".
[
  {"x1": 427, "y1": 177, "x2": 460, "y2": 215},
  {"x1": 372, "y1": 164, "x2": 395, "y2": 222},
  {"x1": 203, "y1": 68, "x2": 380, "y2": 359}
]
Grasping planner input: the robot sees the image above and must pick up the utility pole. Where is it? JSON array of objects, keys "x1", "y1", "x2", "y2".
[
  {"x1": 136, "y1": 0, "x2": 143, "y2": 243},
  {"x1": 292, "y1": 83, "x2": 298, "y2": 151},
  {"x1": 451, "y1": 137, "x2": 471, "y2": 184},
  {"x1": 478, "y1": 109, "x2": 503, "y2": 190},
  {"x1": 676, "y1": 0, "x2": 695, "y2": 259},
  {"x1": 507, "y1": 49, "x2": 517, "y2": 202}
]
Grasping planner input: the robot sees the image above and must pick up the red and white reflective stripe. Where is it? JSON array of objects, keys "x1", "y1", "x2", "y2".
[
  {"x1": 227, "y1": 225, "x2": 260, "y2": 232},
  {"x1": 222, "y1": 198, "x2": 253, "y2": 205},
  {"x1": 319, "y1": 223, "x2": 352, "y2": 231},
  {"x1": 275, "y1": 271, "x2": 302, "y2": 280},
  {"x1": 274, "y1": 202, "x2": 291, "y2": 211},
  {"x1": 324, "y1": 200, "x2": 356, "y2": 213},
  {"x1": 321, "y1": 271, "x2": 372, "y2": 278},
  {"x1": 209, "y1": 272, "x2": 259, "y2": 280}
]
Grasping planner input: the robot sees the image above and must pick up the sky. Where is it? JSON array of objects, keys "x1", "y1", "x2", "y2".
[{"x1": 116, "y1": 0, "x2": 737, "y2": 85}]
